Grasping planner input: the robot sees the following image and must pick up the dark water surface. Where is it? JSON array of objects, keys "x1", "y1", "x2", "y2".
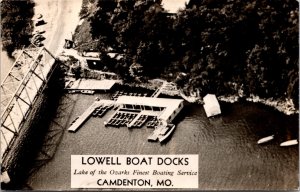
[{"x1": 26, "y1": 93, "x2": 298, "y2": 190}]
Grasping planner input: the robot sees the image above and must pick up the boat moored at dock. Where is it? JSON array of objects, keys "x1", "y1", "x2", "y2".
[
  {"x1": 68, "y1": 95, "x2": 184, "y2": 143},
  {"x1": 147, "y1": 122, "x2": 176, "y2": 143},
  {"x1": 81, "y1": 90, "x2": 95, "y2": 95},
  {"x1": 158, "y1": 124, "x2": 176, "y2": 143}
]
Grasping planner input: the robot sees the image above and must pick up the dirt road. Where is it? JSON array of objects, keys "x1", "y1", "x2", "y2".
[{"x1": 34, "y1": 0, "x2": 82, "y2": 56}]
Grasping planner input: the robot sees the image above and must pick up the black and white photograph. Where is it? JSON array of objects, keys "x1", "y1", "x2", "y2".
[{"x1": 0, "y1": 0, "x2": 299, "y2": 190}]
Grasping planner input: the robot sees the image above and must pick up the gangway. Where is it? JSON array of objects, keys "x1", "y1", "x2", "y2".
[{"x1": 151, "y1": 81, "x2": 167, "y2": 98}]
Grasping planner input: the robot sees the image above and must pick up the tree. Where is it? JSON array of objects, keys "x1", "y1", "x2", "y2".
[{"x1": 1, "y1": 0, "x2": 35, "y2": 56}]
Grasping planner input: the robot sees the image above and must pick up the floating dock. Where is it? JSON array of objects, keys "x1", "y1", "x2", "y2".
[
  {"x1": 66, "y1": 79, "x2": 117, "y2": 91},
  {"x1": 127, "y1": 110, "x2": 160, "y2": 128},
  {"x1": 68, "y1": 100, "x2": 115, "y2": 132},
  {"x1": 68, "y1": 95, "x2": 184, "y2": 143}
]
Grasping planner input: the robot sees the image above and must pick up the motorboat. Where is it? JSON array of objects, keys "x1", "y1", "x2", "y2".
[
  {"x1": 257, "y1": 135, "x2": 274, "y2": 144},
  {"x1": 81, "y1": 90, "x2": 95, "y2": 95},
  {"x1": 280, "y1": 139, "x2": 298, "y2": 147},
  {"x1": 147, "y1": 127, "x2": 162, "y2": 142},
  {"x1": 157, "y1": 124, "x2": 176, "y2": 143},
  {"x1": 147, "y1": 123, "x2": 176, "y2": 143}
]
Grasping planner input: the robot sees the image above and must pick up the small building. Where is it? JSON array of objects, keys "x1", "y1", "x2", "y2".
[
  {"x1": 64, "y1": 39, "x2": 74, "y2": 49},
  {"x1": 203, "y1": 94, "x2": 221, "y2": 117}
]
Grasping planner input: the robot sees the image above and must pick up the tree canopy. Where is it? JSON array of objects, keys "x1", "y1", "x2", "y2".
[
  {"x1": 1, "y1": 0, "x2": 35, "y2": 56},
  {"x1": 88, "y1": 0, "x2": 299, "y2": 105}
]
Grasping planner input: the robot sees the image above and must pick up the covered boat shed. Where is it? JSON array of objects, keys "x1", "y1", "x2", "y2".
[{"x1": 116, "y1": 96, "x2": 184, "y2": 123}]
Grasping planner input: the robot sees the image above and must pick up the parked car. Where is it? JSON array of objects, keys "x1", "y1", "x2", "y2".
[{"x1": 35, "y1": 19, "x2": 46, "y2": 26}]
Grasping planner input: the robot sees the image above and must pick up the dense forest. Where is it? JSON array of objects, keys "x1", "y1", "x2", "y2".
[
  {"x1": 86, "y1": 0, "x2": 298, "y2": 106},
  {"x1": 1, "y1": 0, "x2": 35, "y2": 56}
]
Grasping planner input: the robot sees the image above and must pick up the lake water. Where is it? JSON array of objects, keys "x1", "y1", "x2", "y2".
[{"x1": 26, "y1": 92, "x2": 298, "y2": 190}]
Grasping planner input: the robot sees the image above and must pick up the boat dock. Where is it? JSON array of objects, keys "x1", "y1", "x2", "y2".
[
  {"x1": 127, "y1": 110, "x2": 160, "y2": 128},
  {"x1": 68, "y1": 99, "x2": 115, "y2": 132},
  {"x1": 68, "y1": 95, "x2": 184, "y2": 143},
  {"x1": 147, "y1": 126, "x2": 163, "y2": 141}
]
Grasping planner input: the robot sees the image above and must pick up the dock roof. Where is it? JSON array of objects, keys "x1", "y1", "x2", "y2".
[
  {"x1": 116, "y1": 96, "x2": 184, "y2": 121},
  {"x1": 68, "y1": 79, "x2": 116, "y2": 90},
  {"x1": 116, "y1": 96, "x2": 183, "y2": 107}
]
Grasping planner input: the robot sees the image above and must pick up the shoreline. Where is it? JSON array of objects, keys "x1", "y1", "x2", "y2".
[
  {"x1": 218, "y1": 94, "x2": 298, "y2": 116},
  {"x1": 63, "y1": 1, "x2": 299, "y2": 115},
  {"x1": 61, "y1": 0, "x2": 298, "y2": 117},
  {"x1": 111, "y1": 78, "x2": 299, "y2": 116},
  {"x1": 123, "y1": 80, "x2": 298, "y2": 116},
  {"x1": 66, "y1": 67, "x2": 299, "y2": 116},
  {"x1": 60, "y1": 51, "x2": 298, "y2": 116}
]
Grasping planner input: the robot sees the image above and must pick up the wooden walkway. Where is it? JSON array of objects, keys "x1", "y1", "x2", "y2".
[
  {"x1": 68, "y1": 100, "x2": 115, "y2": 132},
  {"x1": 151, "y1": 82, "x2": 167, "y2": 98}
]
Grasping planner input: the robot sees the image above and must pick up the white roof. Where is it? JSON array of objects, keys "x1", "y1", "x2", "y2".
[
  {"x1": 68, "y1": 79, "x2": 116, "y2": 90},
  {"x1": 116, "y1": 96, "x2": 183, "y2": 107},
  {"x1": 203, "y1": 94, "x2": 221, "y2": 117},
  {"x1": 204, "y1": 94, "x2": 218, "y2": 105},
  {"x1": 116, "y1": 96, "x2": 184, "y2": 121}
]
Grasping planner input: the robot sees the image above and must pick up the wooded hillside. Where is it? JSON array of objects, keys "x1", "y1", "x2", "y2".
[
  {"x1": 1, "y1": 0, "x2": 35, "y2": 56},
  {"x1": 86, "y1": 0, "x2": 299, "y2": 106}
]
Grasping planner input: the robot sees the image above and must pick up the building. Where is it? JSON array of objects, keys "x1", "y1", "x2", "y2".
[
  {"x1": 203, "y1": 94, "x2": 221, "y2": 117},
  {"x1": 115, "y1": 96, "x2": 184, "y2": 123}
]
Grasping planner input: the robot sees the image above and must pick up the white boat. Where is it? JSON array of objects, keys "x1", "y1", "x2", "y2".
[
  {"x1": 257, "y1": 135, "x2": 274, "y2": 144},
  {"x1": 280, "y1": 139, "x2": 298, "y2": 147},
  {"x1": 68, "y1": 90, "x2": 77, "y2": 94},
  {"x1": 147, "y1": 132, "x2": 158, "y2": 141},
  {"x1": 147, "y1": 126, "x2": 163, "y2": 142},
  {"x1": 81, "y1": 90, "x2": 95, "y2": 95},
  {"x1": 158, "y1": 124, "x2": 176, "y2": 143}
]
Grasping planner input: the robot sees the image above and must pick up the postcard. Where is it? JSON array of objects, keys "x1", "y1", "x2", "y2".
[{"x1": 1, "y1": 0, "x2": 299, "y2": 191}]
